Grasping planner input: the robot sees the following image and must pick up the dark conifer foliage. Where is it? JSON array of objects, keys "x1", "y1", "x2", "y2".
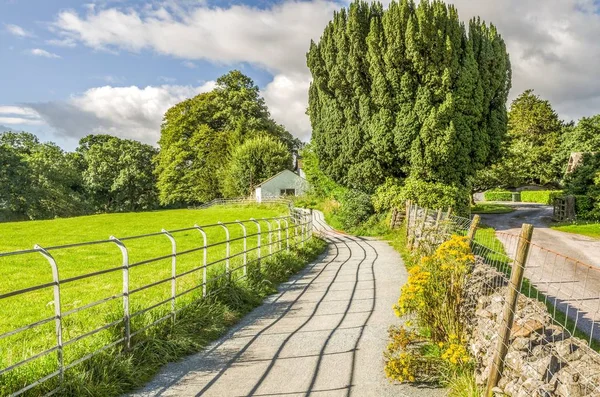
[{"x1": 307, "y1": 0, "x2": 511, "y2": 193}]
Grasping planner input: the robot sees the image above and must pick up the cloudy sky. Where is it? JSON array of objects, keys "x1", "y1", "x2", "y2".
[{"x1": 2, "y1": 0, "x2": 600, "y2": 150}]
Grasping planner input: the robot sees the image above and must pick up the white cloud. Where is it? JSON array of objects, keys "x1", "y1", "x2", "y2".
[
  {"x1": 29, "y1": 48, "x2": 61, "y2": 58},
  {"x1": 263, "y1": 73, "x2": 312, "y2": 141},
  {"x1": 45, "y1": 0, "x2": 600, "y2": 139},
  {"x1": 46, "y1": 38, "x2": 77, "y2": 47},
  {"x1": 182, "y1": 61, "x2": 197, "y2": 69},
  {"x1": 0, "y1": 106, "x2": 43, "y2": 125},
  {"x1": 52, "y1": 1, "x2": 338, "y2": 75},
  {"x1": 158, "y1": 76, "x2": 176, "y2": 83},
  {"x1": 27, "y1": 82, "x2": 216, "y2": 145},
  {"x1": 5, "y1": 24, "x2": 34, "y2": 37}
]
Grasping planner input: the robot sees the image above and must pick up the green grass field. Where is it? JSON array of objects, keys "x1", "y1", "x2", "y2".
[
  {"x1": 551, "y1": 223, "x2": 600, "y2": 239},
  {"x1": 0, "y1": 203, "x2": 307, "y2": 396},
  {"x1": 471, "y1": 203, "x2": 515, "y2": 214}
]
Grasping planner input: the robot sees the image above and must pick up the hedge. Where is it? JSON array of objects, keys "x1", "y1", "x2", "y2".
[
  {"x1": 483, "y1": 190, "x2": 512, "y2": 202},
  {"x1": 520, "y1": 190, "x2": 563, "y2": 205},
  {"x1": 575, "y1": 195, "x2": 598, "y2": 220}
]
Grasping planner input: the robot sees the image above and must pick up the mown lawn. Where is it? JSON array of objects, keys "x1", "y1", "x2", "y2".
[
  {"x1": 471, "y1": 203, "x2": 515, "y2": 214},
  {"x1": 551, "y1": 223, "x2": 600, "y2": 239},
  {"x1": 0, "y1": 203, "x2": 300, "y2": 396}
]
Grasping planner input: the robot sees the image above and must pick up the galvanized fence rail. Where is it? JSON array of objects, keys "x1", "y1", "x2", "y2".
[
  {"x1": 405, "y1": 201, "x2": 600, "y2": 395},
  {"x1": 0, "y1": 206, "x2": 313, "y2": 397}
]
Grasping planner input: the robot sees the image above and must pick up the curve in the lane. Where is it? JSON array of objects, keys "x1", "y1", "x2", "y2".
[
  {"x1": 244, "y1": 232, "x2": 363, "y2": 397},
  {"x1": 305, "y1": 234, "x2": 368, "y2": 396},
  {"x1": 189, "y1": 233, "x2": 343, "y2": 396}
]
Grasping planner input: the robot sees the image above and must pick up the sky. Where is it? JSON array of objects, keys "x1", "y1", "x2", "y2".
[{"x1": 2, "y1": 0, "x2": 600, "y2": 151}]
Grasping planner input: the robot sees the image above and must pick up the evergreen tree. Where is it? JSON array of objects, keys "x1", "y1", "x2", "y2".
[{"x1": 307, "y1": 0, "x2": 511, "y2": 200}]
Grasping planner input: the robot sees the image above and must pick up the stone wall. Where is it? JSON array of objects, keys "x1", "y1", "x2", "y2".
[{"x1": 466, "y1": 260, "x2": 600, "y2": 396}]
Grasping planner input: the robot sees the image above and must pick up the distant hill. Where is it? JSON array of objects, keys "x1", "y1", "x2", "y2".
[{"x1": 0, "y1": 125, "x2": 13, "y2": 132}]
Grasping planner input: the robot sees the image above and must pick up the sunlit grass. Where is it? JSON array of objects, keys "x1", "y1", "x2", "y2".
[
  {"x1": 0, "y1": 203, "x2": 316, "y2": 396},
  {"x1": 551, "y1": 222, "x2": 600, "y2": 239},
  {"x1": 471, "y1": 203, "x2": 514, "y2": 214}
]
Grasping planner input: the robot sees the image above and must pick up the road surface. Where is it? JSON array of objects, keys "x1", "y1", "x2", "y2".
[
  {"x1": 128, "y1": 211, "x2": 445, "y2": 397},
  {"x1": 480, "y1": 203, "x2": 600, "y2": 341}
]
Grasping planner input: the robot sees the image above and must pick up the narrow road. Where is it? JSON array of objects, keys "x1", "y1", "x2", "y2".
[
  {"x1": 479, "y1": 203, "x2": 600, "y2": 267},
  {"x1": 480, "y1": 203, "x2": 600, "y2": 341},
  {"x1": 128, "y1": 211, "x2": 445, "y2": 397}
]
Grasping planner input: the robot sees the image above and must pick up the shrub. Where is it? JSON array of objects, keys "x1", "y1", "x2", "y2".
[
  {"x1": 397, "y1": 177, "x2": 470, "y2": 216},
  {"x1": 372, "y1": 178, "x2": 404, "y2": 213},
  {"x1": 575, "y1": 195, "x2": 599, "y2": 220},
  {"x1": 520, "y1": 190, "x2": 562, "y2": 204},
  {"x1": 336, "y1": 189, "x2": 374, "y2": 229},
  {"x1": 385, "y1": 235, "x2": 475, "y2": 386},
  {"x1": 483, "y1": 189, "x2": 512, "y2": 202},
  {"x1": 395, "y1": 235, "x2": 474, "y2": 342}
]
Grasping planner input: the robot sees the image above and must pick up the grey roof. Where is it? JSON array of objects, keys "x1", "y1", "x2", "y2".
[{"x1": 256, "y1": 169, "x2": 305, "y2": 187}]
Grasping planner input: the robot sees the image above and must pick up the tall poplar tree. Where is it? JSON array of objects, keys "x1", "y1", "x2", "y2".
[{"x1": 307, "y1": 0, "x2": 511, "y2": 200}]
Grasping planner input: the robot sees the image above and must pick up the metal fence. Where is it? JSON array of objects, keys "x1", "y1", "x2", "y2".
[
  {"x1": 194, "y1": 197, "x2": 291, "y2": 209},
  {"x1": 405, "y1": 201, "x2": 600, "y2": 396},
  {"x1": 0, "y1": 206, "x2": 313, "y2": 397}
]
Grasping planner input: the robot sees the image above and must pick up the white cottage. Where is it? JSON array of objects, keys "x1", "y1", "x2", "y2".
[{"x1": 255, "y1": 170, "x2": 309, "y2": 203}]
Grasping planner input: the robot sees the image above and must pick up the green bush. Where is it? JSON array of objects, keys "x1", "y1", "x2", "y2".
[
  {"x1": 372, "y1": 178, "x2": 405, "y2": 213},
  {"x1": 398, "y1": 177, "x2": 470, "y2": 216},
  {"x1": 337, "y1": 189, "x2": 374, "y2": 229},
  {"x1": 575, "y1": 195, "x2": 599, "y2": 220},
  {"x1": 483, "y1": 189, "x2": 512, "y2": 202},
  {"x1": 520, "y1": 190, "x2": 563, "y2": 205}
]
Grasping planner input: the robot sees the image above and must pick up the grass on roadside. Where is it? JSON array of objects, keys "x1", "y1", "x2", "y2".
[
  {"x1": 0, "y1": 204, "x2": 326, "y2": 396},
  {"x1": 551, "y1": 222, "x2": 600, "y2": 239},
  {"x1": 471, "y1": 203, "x2": 514, "y2": 214}
]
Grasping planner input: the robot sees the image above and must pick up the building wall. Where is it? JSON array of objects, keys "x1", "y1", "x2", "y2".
[{"x1": 255, "y1": 170, "x2": 309, "y2": 202}]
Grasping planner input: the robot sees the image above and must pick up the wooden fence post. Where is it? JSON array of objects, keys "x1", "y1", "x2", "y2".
[
  {"x1": 485, "y1": 223, "x2": 534, "y2": 396},
  {"x1": 467, "y1": 214, "x2": 480, "y2": 243},
  {"x1": 405, "y1": 200, "x2": 412, "y2": 238}
]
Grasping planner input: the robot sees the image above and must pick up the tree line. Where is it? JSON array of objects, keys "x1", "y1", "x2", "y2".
[{"x1": 0, "y1": 71, "x2": 297, "y2": 221}]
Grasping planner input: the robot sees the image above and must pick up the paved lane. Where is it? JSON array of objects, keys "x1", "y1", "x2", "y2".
[{"x1": 128, "y1": 211, "x2": 445, "y2": 397}]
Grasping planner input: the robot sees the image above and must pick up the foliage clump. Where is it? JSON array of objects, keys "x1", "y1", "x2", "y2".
[
  {"x1": 564, "y1": 152, "x2": 600, "y2": 220},
  {"x1": 385, "y1": 235, "x2": 475, "y2": 385}
]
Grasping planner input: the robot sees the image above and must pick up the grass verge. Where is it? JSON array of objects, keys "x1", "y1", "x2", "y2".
[
  {"x1": 551, "y1": 222, "x2": 600, "y2": 239},
  {"x1": 1, "y1": 236, "x2": 327, "y2": 396},
  {"x1": 471, "y1": 203, "x2": 514, "y2": 214}
]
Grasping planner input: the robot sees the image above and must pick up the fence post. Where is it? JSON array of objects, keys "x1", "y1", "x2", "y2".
[
  {"x1": 250, "y1": 218, "x2": 261, "y2": 262},
  {"x1": 275, "y1": 219, "x2": 282, "y2": 251},
  {"x1": 467, "y1": 214, "x2": 481, "y2": 243},
  {"x1": 264, "y1": 218, "x2": 273, "y2": 255},
  {"x1": 218, "y1": 222, "x2": 230, "y2": 279},
  {"x1": 35, "y1": 245, "x2": 64, "y2": 382},
  {"x1": 109, "y1": 237, "x2": 130, "y2": 349},
  {"x1": 236, "y1": 221, "x2": 247, "y2": 276},
  {"x1": 194, "y1": 225, "x2": 208, "y2": 297},
  {"x1": 162, "y1": 230, "x2": 177, "y2": 321},
  {"x1": 434, "y1": 207, "x2": 442, "y2": 229},
  {"x1": 282, "y1": 218, "x2": 290, "y2": 251},
  {"x1": 405, "y1": 200, "x2": 412, "y2": 239},
  {"x1": 485, "y1": 223, "x2": 534, "y2": 396}
]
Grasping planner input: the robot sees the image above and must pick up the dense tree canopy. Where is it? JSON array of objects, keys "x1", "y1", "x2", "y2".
[
  {"x1": 156, "y1": 70, "x2": 298, "y2": 204},
  {"x1": 221, "y1": 135, "x2": 292, "y2": 197},
  {"x1": 476, "y1": 90, "x2": 564, "y2": 189},
  {"x1": 0, "y1": 132, "x2": 88, "y2": 220},
  {"x1": 307, "y1": 0, "x2": 511, "y2": 195},
  {"x1": 77, "y1": 135, "x2": 159, "y2": 212}
]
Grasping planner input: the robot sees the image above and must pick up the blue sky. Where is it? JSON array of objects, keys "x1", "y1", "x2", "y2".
[{"x1": 2, "y1": 0, "x2": 600, "y2": 151}]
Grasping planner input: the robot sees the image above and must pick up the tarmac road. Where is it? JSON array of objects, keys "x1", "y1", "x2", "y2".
[
  {"x1": 479, "y1": 202, "x2": 600, "y2": 341},
  {"x1": 128, "y1": 211, "x2": 446, "y2": 397}
]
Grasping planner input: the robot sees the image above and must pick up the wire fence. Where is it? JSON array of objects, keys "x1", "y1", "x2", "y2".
[
  {"x1": 193, "y1": 197, "x2": 291, "y2": 209},
  {"x1": 0, "y1": 205, "x2": 313, "y2": 397},
  {"x1": 405, "y1": 201, "x2": 600, "y2": 396}
]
